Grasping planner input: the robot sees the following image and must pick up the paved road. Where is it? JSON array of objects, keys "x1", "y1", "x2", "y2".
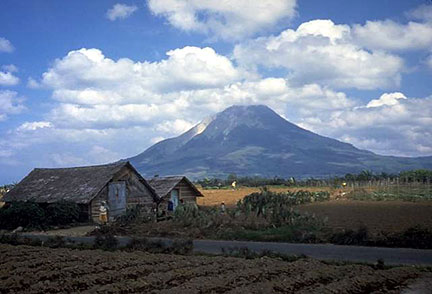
[{"x1": 13, "y1": 233, "x2": 432, "y2": 266}]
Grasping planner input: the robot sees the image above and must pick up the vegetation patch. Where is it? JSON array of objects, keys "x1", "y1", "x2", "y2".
[{"x1": 0, "y1": 201, "x2": 85, "y2": 231}]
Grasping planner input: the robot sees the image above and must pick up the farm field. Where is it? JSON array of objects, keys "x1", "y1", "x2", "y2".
[
  {"x1": 197, "y1": 186, "x2": 336, "y2": 207},
  {"x1": 197, "y1": 187, "x2": 432, "y2": 235},
  {"x1": 297, "y1": 200, "x2": 432, "y2": 234},
  {"x1": 0, "y1": 244, "x2": 429, "y2": 293}
]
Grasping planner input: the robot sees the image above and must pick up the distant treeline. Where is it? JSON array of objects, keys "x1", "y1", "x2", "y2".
[{"x1": 196, "y1": 169, "x2": 432, "y2": 188}]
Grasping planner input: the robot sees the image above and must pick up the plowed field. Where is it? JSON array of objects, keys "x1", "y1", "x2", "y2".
[{"x1": 0, "y1": 244, "x2": 426, "y2": 293}]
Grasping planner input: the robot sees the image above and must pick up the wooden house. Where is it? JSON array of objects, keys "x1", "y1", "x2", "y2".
[
  {"x1": 2, "y1": 162, "x2": 157, "y2": 223},
  {"x1": 147, "y1": 176, "x2": 203, "y2": 212}
]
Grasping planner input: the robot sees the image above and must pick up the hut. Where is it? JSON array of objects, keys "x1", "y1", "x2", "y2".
[
  {"x1": 2, "y1": 162, "x2": 157, "y2": 223},
  {"x1": 147, "y1": 176, "x2": 203, "y2": 212}
]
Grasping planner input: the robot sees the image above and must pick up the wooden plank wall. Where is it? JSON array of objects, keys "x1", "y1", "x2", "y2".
[
  {"x1": 176, "y1": 179, "x2": 199, "y2": 204},
  {"x1": 89, "y1": 166, "x2": 155, "y2": 223}
]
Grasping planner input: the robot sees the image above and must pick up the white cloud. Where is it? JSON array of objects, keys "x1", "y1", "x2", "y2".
[
  {"x1": 0, "y1": 90, "x2": 25, "y2": 121},
  {"x1": 106, "y1": 3, "x2": 138, "y2": 21},
  {"x1": 234, "y1": 19, "x2": 403, "y2": 90},
  {"x1": 353, "y1": 20, "x2": 432, "y2": 51},
  {"x1": 147, "y1": 0, "x2": 297, "y2": 41},
  {"x1": 299, "y1": 93, "x2": 432, "y2": 157},
  {"x1": 42, "y1": 47, "x2": 243, "y2": 100},
  {"x1": 27, "y1": 77, "x2": 42, "y2": 89},
  {"x1": 0, "y1": 37, "x2": 14, "y2": 53},
  {"x1": 0, "y1": 70, "x2": 19, "y2": 86},
  {"x1": 17, "y1": 121, "x2": 53, "y2": 132},
  {"x1": 366, "y1": 92, "x2": 407, "y2": 108},
  {"x1": 407, "y1": 4, "x2": 432, "y2": 22}
]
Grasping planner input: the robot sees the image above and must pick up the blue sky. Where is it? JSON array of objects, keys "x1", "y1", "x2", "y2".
[{"x1": 1, "y1": 0, "x2": 432, "y2": 184}]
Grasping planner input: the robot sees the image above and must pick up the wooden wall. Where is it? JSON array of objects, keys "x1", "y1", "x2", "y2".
[
  {"x1": 89, "y1": 166, "x2": 155, "y2": 223},
  {"x1": 176, "y1": 179, "x2": 199, "y2": 204}
]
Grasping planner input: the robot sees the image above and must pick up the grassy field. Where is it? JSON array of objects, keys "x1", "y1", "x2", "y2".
[{"x1": 0, "y1": 244, "x2": 428, "y2": 293}]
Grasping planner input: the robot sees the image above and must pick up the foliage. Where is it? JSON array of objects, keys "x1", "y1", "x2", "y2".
[
  {"x1": 45, "y1": 201, "x2": 81, "y2": 226},
  {"x1": 115, "y1": 205, "x2": 155, "y2": 226},
  {"x1": 196, "y1": 169, "x2": 432, "y2": 188},
  {"x1": 0, "y1": 201, "x2": 86, "y2": 230},
  {"x1": 330, "y1": 226, "x2": 432, "y2": 249},
  {"x1": 0, "y1": 202, "x2": 46, "y2": 230},
  {"x1": 346, "y1": 187, "x2": 432, "y2": 202},
  {"x1": 236, "y1": 188, "x2": 329, "y2": 226}
]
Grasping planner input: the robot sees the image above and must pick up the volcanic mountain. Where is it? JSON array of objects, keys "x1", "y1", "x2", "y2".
[{"x1": 128, "y1": 105, "x2": 432, "y2": 179}]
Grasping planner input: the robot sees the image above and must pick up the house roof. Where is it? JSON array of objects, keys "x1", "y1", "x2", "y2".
[
  {"x1": 3, "y1": 161, "x2": 156, "y2": 204},
  {"x1": 147, "y1": 176, "x2": 203, "y2": 199}
]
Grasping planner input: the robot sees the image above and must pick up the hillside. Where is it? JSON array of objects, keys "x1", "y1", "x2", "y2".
[{"x1": 128, "y1": 105, "x2": 432, "y2": 179}]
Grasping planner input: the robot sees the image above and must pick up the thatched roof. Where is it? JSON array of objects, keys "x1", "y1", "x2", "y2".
[
  {"x1": 3, "y1": 161, "x2": 154, "y2": 204},
  {"x1": 147, "y1": 176, "x2": 203, "y2": 199}
]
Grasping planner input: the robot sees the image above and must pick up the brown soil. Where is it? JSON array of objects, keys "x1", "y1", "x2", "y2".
[
  {"x1": 297, "y1": 200, "x2": 432, "y2": 234},
  {"x1": 0, "y1": 244, "x2": 427, "y2": 293},
  {"x1": 197, "y1": 187, "x2": 336, "y2": 207}
]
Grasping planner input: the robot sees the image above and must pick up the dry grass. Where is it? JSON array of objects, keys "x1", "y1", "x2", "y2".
[{"x1": 197, "y1": 186, "x2": 337, "y2": 207}]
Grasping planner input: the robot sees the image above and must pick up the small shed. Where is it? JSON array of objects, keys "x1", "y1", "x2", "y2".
[
  {"x1": 147, "y1": 176, "x2": 203, "y2": 211},
  {"x1": 3, "y1": 162, "x2": 157, "y2": 223}
]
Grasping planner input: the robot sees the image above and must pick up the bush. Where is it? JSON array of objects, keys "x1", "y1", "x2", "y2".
[
  {"x1": 0, "y1": 202, "x2": 45, "y2": 230},
  {"x1": 330, "y1": 226, "x2": 369, "y2": 246},
  {"x1": 46, "y1": 201, "x2": 81, "y2": 226},
  {"x1": 115, "y1": 205, "x2": 154, "y2": 226}
]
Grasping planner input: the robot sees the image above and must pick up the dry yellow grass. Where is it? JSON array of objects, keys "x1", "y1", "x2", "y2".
[{"x1": 197, "y1": 186, "x2": 337, "y2": 207}]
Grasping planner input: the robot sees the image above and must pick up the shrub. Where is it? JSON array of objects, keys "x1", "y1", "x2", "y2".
[
  {"x1": 330, "y1": 226, "x2": 369, "y2": 245},
  {"x1": 115, "y1": 205, "x2": 155, "y2": 226},
  {"x1": 46, "y1": 201, "x2": 81, "y2": 226},
  {"x1": 0, "y1": 202, "x2": 45, "y2": 230}
]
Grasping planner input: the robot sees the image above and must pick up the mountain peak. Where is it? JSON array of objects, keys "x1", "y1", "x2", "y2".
[{"x1": 128, "y1": 104, "x2": 432, "y2": 179}]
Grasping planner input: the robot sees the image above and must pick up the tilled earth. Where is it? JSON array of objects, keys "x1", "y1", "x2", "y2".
[{"x1": 0, "y1": 244, "x2": 428, "y2": 293}]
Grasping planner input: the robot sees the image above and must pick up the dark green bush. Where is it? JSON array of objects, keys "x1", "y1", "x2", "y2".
[
  {"x1": 0, "y1": 202, "x2": 45, "y2": 230},
  {"x1": 46, "y1": 201, "x2": 80, "y2": 226},
  {"x1": 330, "y1": 226, "x2": 369, "y2": 245}
]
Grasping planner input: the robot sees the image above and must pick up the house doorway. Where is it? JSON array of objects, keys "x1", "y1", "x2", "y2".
[
  {"x1": 108, "y1": 181, "x2": 126, "y2": 218},
  {"x1": 170, "y1": 189, "x2": 179, "y2": 211}
]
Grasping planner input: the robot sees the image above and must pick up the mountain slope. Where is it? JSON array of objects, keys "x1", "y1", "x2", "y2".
[{"x1": 128, "y1": 105, "x2": 432, "y2": 178}]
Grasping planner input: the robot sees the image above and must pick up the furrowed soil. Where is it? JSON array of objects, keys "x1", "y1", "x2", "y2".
[{"x1": 0, "y1": 244, "x2": 428, "y2": 293}]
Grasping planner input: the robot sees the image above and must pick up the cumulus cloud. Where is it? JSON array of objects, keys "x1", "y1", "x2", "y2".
[
  {"x1": 147, "y1": 0, "x2": 297, "y2": 41},
  {"x1": 353, "y1": 20, "x2": 432, "y2": 51},
  {"x1": 106, "y1": 3, "x2": 138, "y2": 21},
  {"x1": 366, "y1": 92, "x2": 407, "y2": 108},
  {"x1": 234, "y1": 19, "x2": 404, "y2": 90},
  {"x1": 299, "y1": 93, "x2": 432, "y2": 156},
  {"x1": 0, "y1": 70, "x2": 19, "y2": 86},
  {"x1": 0, "y1": 37, "x2": 14, "y2": 53},
  {"x1": 42, "y1": 47, "x2": 243, "y2": 100},
  {"x1": 0, "y1": 90, "x2": 25, "y2": 121}
]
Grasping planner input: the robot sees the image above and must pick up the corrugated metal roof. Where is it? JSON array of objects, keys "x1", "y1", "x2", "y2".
[{"x1": 3, "y1": 162, "x2": 132, "y2": 204}]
